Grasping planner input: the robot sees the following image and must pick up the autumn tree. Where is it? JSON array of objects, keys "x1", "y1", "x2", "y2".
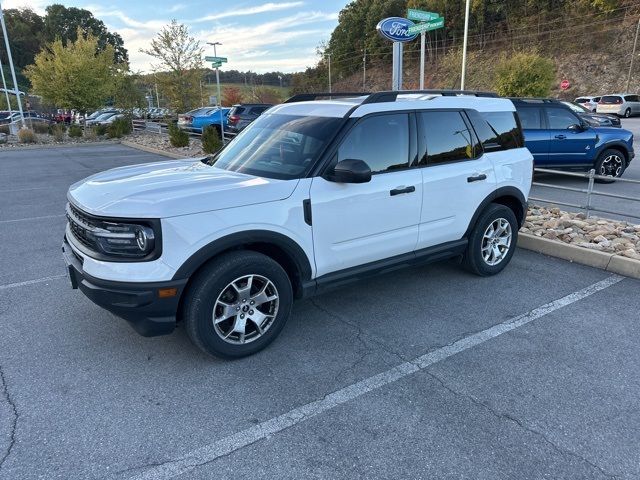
[
  {"x1": 222, "y1": 86, "x2": 244, "y2": 106},
  {"x1": 25, "y1": 31, "x2": 117, "y2": 115},
  {"x1": 141, "y1": 21, "x2": 203, "y2": 113}
]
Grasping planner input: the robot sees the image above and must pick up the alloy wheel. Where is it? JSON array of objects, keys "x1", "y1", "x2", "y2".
[
  {"x1": 212, "y1": 274, "x2": 279, "y2": 345},
  {"x1": 481, "y1": 218, "x2": 512, "y2": 266},
  {"x1": 599, "y1": 154, "x2": 624, "y2": 177}
]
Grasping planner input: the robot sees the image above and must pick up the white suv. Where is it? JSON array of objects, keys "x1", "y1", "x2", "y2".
[{"x1": 63, "y1": 91, "x2": 533, "y2": 358}]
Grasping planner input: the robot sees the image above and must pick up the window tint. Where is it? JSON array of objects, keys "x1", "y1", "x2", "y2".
[
  {"x1": 516, "y1": 107, "x2": 542, "y2": 129},
  {"x1": 575, "y1": 98, "x2": 589, "y2": 103},
  {"x1": 252, "y1": 106, "x2": 269, "y2": 115},
  {"x1": 601, "y1": 96, "x2": 622, "y2": 104},
  {"x1": 546, "y1": 108, "x2": 579, "y2": 129},
  {"x1": 477, "y1": 111, "x2": 523, "y2": 150},
  {"x1": 419, "y1": 111, "x2": 477, "y2": 165},
  {"x1": 593, "y1": 97, "x2": 601, "y2": 102},
  {"x1": 625, "y1": 95, "x2": 639, "y2": 102},
  {"x1": 338, "y1": 114, "x2": 409, "y2": 173},
  {"x1": 230, "y1": 106, "x2": 245, "y2": 115}
]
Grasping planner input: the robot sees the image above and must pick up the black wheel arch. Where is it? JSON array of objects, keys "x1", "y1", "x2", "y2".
[
  {"x1": 173, "y1": 230, "x2": 313, "y2": 299},
  {"x1": 464, "y1": 187, "x2": 527, "y2": 238},
  {"x1": 595, "y1": 142, "x2": 630, "y2": 165}
]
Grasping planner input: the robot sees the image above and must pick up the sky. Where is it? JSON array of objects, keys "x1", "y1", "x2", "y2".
[{"x1": 2, "y1": 0, "x2": 347, "y2": 73}]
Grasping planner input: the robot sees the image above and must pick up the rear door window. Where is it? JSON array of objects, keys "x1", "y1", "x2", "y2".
[
  {"x1": 419, "y1": 111, "x2": 479, "y2": 165},
  {"x1": 515, "y1": 107, "x2": 543, "y2": 129},
  {"x1": 470, "y1": 111, "x2": 524, "y2": 150}
]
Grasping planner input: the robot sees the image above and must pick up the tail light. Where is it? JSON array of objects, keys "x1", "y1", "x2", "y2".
[{"x1": 229, "y1": 115, "x2": 240, "y2": 125}]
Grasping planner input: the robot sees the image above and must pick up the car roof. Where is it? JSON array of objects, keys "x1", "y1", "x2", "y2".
[{"x1": 269, "y1": 93, "x2": 516, "y2": 119}]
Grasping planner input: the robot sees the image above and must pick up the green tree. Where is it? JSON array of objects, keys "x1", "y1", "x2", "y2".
[
  {"x1": 493, "y1": 51, "x2": 556, "y2": 97},
  {"x1": 25, "y1": 31, "x2": 117, "y2": 115},
  {"x1": 42, "y1": 4, "x2": 128, "y2": 64},
  {"x1": 112, "y1": 72, "x2": 146, "y2": 112},
  {"x1": 1, "y1": 8, "x2": 44, "y2": 70},
  {"x1": 141, "y1": 20, "x2": 203, "y2": 113}
]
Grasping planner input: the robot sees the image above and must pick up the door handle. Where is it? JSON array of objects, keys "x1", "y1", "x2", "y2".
[
  {"x1": 390, "y1": 185, "x2": 416, "y2": 196},
  {"x1": 467, "y1": 174, "x2": 487, "y2": 183},
  {"x1": 555, "y1": 134, "x2": 566, "y2": 139}
]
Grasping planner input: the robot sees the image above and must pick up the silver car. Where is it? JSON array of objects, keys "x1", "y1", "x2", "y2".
[
  {"x1": 575, "y1": 96, "x2": 601, "y2": 112},
  {"x1": 596, "y1": 94, "x2": 640, "y2": 117}
]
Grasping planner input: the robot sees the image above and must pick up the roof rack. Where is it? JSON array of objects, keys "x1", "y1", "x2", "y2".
[
  {"x1": 284, "y1": 92, "x2": 370, "y2": 103},
  {"x1": 361, "y1": 89, "x2": 499, "y2": 104},
  {"x1": 508, "y1": 98, "x2": 563, "y2": 104}
]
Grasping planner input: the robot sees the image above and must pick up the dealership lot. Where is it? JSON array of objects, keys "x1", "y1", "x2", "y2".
[{"x1": 1, "y1": 144, "x2": 640, "y2": 480}]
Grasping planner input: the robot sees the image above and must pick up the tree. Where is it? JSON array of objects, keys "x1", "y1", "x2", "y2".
[
  {"x1": 493, "y1": 52, "x2": 556, "y2": 97},
  {"x1": 25, "y1": 31, "x2": 117, "y2": 115},
  {"x1": 1, "y1": 8, "x2": 44, "y2": 70},
  {"x1": 43, "y1": 4, "x2": 127, "y2": 64},
  {"x1": 141, "y1": 20, "x2": 203, "y2": 113},
  {"x1": 112, "y1": 72, "x2": 146, "y2": 111},
  {"x1": 222, "y1": 86, "x2": 243, "y2": 106}
]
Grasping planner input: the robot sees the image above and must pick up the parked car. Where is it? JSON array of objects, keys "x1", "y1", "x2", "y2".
[
  {"x1": 63, "y1": 90, "x2": 533, "y2": 358},
  {"x1": 511, "y1": 98, "x2": 633, "y2": 180},
  {"x1": 0, "y1": 110, "x2": 53, "y2": 126},
  {"x1": 180, "y1": 106, "x2": 230, "y2": 134},
  {"x1": 596, "y1": 94, "x2": 640, "y2": 118},
  {"x1": 83, "y1": 109, "x2": 118, "y2": 124},
  {"x1": 227, "y1": 103, "x2": 273, "y2": 134},
  {"x1": 177, "y1": 107, "x2": 210, "y2": 129},
  {"x1": 54, "y1": 110, "x2": 73, "y2": 124},
  {"x1": 87, "y1": 111, "x2": 121, "y2": 126},
  {"x1": 574, "y1": 96, "x2": 601, "y2": 112},
  {"x1": 559, "y1": 101, "x2": 621, "y2": 128}
]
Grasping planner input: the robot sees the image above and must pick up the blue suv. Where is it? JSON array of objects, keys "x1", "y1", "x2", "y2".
[{"x1": 511, "y1": 98, "x2": 634, "y2": 180}]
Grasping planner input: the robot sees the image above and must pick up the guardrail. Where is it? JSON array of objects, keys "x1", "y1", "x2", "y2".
[
  {"x1": 131, "y1": 119, "x2": 236, "y2": 142},
  {"x1": 531, "y1": 168, "x2": 640, "y2": 221}
]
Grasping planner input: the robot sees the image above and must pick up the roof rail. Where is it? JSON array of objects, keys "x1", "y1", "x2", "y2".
[
  {"x1": 509, "y1": 97, "x2": 562, "y2": 104},
  {"x1": 361, "y1": 89, "x2": 499, "y2": 105},
  {"x1": 284, "y1": 92, "x2": 370, "y2": 103}
]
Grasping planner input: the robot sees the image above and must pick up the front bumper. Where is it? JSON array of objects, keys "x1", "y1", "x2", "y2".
[{"x1": 62, "y1": 237, "x2": 187, "y2": 337}]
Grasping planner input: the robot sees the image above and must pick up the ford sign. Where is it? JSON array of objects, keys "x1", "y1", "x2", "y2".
[{"x1": 376, "y1": 17, "x2": 418, "y2": 43}]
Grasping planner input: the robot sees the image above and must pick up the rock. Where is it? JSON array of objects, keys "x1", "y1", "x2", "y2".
[
  {"x1": 568, "y1": 220, "x2": 588, "y2": 229},
  {"x1": 575, "y1": 212, "x2": 586, "y2": 219},
  {"x1": 577, "y1": 242, "x2": 604, "y2": 250},
  {"x1": 543, "y1": 219, "x2": 560, "y2": 229},
  {"x1": 621, "y1": 249, "x2": 640, "y2": 260},
  {"x1": 543, "y1": 231, "x2": 557, "y2": 240},
  {"x1": 593, "y1": 235, "x2": 608, "y2": 243}
]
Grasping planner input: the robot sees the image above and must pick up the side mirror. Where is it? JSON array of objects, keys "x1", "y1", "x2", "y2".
[
  {"x1": 568, "y1": 123, "x2": 585, "y2": 132},
  {"x1": 326, "y1": 159, "x2": 372, "y2": 184}
]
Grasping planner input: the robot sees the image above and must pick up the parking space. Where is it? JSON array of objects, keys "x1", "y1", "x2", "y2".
[
  {"x1": 530, "y1": 117, "x2": 640, "y2": 222},
  {"x1": 1, "y1": 144, "x2": 640, "y2": 480}
]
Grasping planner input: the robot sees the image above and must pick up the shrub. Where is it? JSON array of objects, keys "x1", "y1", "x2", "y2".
[
  {"x1": 68, "y1": 124, "x2": 83, "y2": 137},
  {"x1": 0, "y1": 133, "x2": 6, "y2": 144},
  {"x1": 201, "y1": 125, "x2": 222, "y2": 154},
  {"x1": 168, "y1": 123, "x2": 189, "y2": 147},
  {"x1": 32, "y1": 122, "x2": 49, "y2": 134},
  {"x1": 0, "y1": 125, "x2": 9, "y2": 135},
  {"x1": 494, "y1": 51, "x2": 556, "y2": 97},
  {"x1": 50, "y1": 123, "x2": 66, "y2": 142},
  {"x1": 107, "y1": 116, "x2": 132, "y2": 138},
  {"x1": 223, "y1": 86, "x2": 244, "y2": 106},
  {"x1": 84, "y1": 128, "x2": 97, "y2": 140},
  {"x1": 94, "y1": 124, "x2": 108, "y2": 136},
  {"x1": 17, "y1": 128, "x2": 36, "y2": 143}
]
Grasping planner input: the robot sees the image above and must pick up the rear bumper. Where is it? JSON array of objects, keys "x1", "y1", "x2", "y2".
[{"x1": 62, "y1": 237, "x2": 187, "y2": 337}]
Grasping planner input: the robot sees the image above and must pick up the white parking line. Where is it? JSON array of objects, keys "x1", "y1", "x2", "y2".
[
  {"x1": 0, "y1": 214, "x2": 65, "y2": 224},
  {"x1": 0, "y1": 275, "x2": 66, "y2": 291},
  {"x1": 128, "y1": 274, "x2": 625, "y2": 480}
]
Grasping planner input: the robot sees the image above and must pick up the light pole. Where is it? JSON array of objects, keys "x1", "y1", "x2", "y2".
[
  {"x1": 206, "y1": 41, "x2": 225, "y2": 143},
  {"x1": 0, "y1": 58, "x2": 12, "y2": 114},
  {"x1": 460, "y1": 0, "x2": 471, "y2": 90},
  {"x1": 326, "y1": 52, "x2": 332, "y2": 94},
  {"x1": 627, "y1": 17, "x2": 640, "y2": 92},
  {"x1": 278, "y1": 75, "x2": 282, "y2": 88},
  {"x1": 362, "y1": 48, "x2": 366, "y2": 91},
  {"x1": 0, "y1": 2, "x2": 24, "y2": 127}
]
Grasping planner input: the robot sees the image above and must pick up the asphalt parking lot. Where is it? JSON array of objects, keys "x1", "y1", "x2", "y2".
[
  {"x1": 531, "y1": 117, "x2": 640, "y2": 222},
  {"x1": 1, "y1": 144, "x2": 640, "y2": 480}
]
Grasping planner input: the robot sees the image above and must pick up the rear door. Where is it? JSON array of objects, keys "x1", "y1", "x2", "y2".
[
  {"x1": 545, "y1": 106, "x2": 597, "y2": 166},
  {"x1": 515, "y1": 106, "x2": 549, "y2": 165},
  {"x1": 416, "y1": 110, "x2": 497, "y2": 249}
]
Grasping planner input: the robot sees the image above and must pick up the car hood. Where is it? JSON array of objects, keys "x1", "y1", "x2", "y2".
[{"x1": 68, "y1": 159, "x2": 297, "y2": 218}]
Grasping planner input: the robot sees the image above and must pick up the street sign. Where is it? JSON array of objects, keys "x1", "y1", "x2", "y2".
[
  {"x1": 211, "y1": 61, "x2": 222, "y2": 68},
  {"x1": 561, "y1": 79, "x2": 570, "y2": 90},
  {"x1": 407, "y1": 9, "x2": 439, "y2": 22},
  {"x1": 407, "y1": 17, "x2": 445, "y2": 35},
  {"x1": 209, "y1": 95, "x2": 217, "y2": 105},
  {"x1": 205, "y1": 56, "x2": 227, "y2": 63}
]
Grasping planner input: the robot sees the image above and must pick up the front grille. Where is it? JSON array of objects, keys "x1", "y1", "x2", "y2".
[{"x1": 66, "y1": 203, "x2": 101, "y2": 254}]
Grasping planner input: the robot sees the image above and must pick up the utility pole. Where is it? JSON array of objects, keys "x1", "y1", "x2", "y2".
[
  {"x1": 207, "y1": 41, "x2": 225, "y2": 143},
  {"x1": 155, "y1": 83, "x2": 160, "y2": 108},
  {"x1": 326, "y1": 52, "x2": 332, "y2": 94},
  {"x1": 278, "y1": 75, "x2": 282, "y2": 88},
  {"x1": 627, "y1": 17, "x2": 640, "y2": 92},
  {"x1": 420, "y1": 31, "x2": 426, "y2": 89},
  {"x1": 460, "y1": 0, "x2": 471, "y2": 90},
  {"x1": 362, "y1": 48, "x2": 366, "y2": 91},
  {"x1": 0, "y1": 3, "x2": 24, "y2": 127}
]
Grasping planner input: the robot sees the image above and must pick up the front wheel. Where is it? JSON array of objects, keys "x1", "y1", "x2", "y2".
[
  {"x1": 182, "y1": 251, "x2": 293, "y2": 358},
  {"x1": 624, "y1": 108, "x2": 631, "y2": 118},
  {"x1": 463, "y1": 204, "x2": 518, "y2": 276},
  {"x1": 594, "y1": 149, "x2": 626, "y2": 184}
]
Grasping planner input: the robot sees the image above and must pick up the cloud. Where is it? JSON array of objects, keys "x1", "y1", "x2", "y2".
[
  {"x1": 2, "y1": 0, "x2": 48, "y2": 14},
  {"x1": 168, "y1": 4, "x2": 186, "y2": 13},
  {"x1": 193, "y1": 2, "x2": 304, "y2": 23}
]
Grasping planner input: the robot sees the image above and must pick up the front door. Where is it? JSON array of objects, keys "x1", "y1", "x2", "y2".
[
  {"x1": 545, "y1": 107, "x2": 597, "y2": 166},
  {"x1": 310, "y1": 113, "x2": 422, "y2": 277}
]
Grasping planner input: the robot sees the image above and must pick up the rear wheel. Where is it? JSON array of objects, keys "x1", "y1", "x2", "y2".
[
  {"x1": 624, "y1": 108, "x2": 631, "y2": 118},
  {"x1": 463, "y1": 204, "x2": 518, "y2": 276},
  {"x1": 183, "y1": 251, "x2": 293, "y2": 358},
  {"x1": 594, "y1": 149, "x2": 626, "y2": 184}
]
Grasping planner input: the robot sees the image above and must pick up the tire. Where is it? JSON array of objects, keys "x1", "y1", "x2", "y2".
[
  {"x1": 182, "y1": 251, "x2": 293, "y2": 359},
  {"x1": 594, "y1": 148, "x2": 626, "y2": 184},
  {"x1": 624, "y1": 108, "x2": 631, "y2": 118},
  {"x1": 462, "y1": 204, "x2": 518, "y2": 277}
]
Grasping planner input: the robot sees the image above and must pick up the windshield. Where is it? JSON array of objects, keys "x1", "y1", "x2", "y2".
[
  {"x1": 208, "y1": 114, "x2": 343, "y2": 180},
  {"x1": 562, "y1": 101, "x2": 588, "y2": 113}
]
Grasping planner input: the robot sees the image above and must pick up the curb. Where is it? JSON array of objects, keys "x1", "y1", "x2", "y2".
[
  {"x1": 120, "y1": 140, "x2": 193, "y2": 159},
  {"x1": 0, "y1": 140, "x2": 119, "y2": 151},
  {"x1": 518, "y1": 232, "x2": 640, "y2": 279}
]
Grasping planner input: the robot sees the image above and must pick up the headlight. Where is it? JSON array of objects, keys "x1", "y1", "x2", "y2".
[{"x1": 66, "y1": 203, "x2": 160, "y2": 260}]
